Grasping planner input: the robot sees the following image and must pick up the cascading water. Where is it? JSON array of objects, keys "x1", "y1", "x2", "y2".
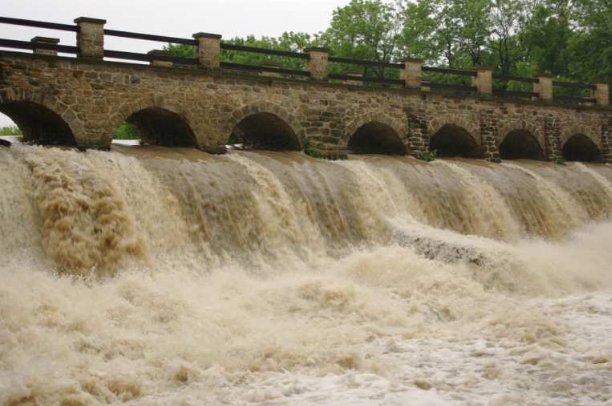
[{"x1": 1, "y1": 144, "x2": 611, "y2": 406}]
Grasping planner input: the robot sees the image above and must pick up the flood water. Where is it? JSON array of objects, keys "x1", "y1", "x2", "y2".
[{"x1": 1, "y1": 144, "x2": 611, "y2": 406}]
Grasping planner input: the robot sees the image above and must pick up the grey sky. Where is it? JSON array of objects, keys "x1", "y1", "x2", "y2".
[{"x1": 0, "y1": 0, "x2": 350, "y2": 127}]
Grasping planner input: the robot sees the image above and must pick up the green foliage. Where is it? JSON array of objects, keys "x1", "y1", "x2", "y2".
[
  {"x1": 227, "y1": 132, "x2": 239, "y2": 145},
  {"x1": 415, "y1": 150, "x2": 437, "y2": 162},
  {"x1": 556, "y1": 156, "x2": 566, "y2": 165},
  {"x1": 114, "y1": 122, "x2": 138, "y2": 140},
  {"x1": 166, "y1": 32, "x2": 312, "y2": 71},
  {"x1": 318, "y1": 0, "x2": 402, "y2": 79},
  {"x1": 163, "y1": 0, "x2": 610, "y2": 88},
  {"x1": 0, "y1": 125, "x2": 21, "y2": 136}
]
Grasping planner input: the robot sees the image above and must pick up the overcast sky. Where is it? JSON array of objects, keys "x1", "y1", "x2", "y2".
[{"x1": 0, "y1": 0, "x2": 349, "y2": 127}]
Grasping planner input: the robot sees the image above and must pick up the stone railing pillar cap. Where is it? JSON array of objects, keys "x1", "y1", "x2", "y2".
[
  {"x1": 31, "y1": 36, "x2": 60, "y2": 44},
  {"x1": 400, "y1": 57, "x2": 423, "y2": 63},
  {"x1": 74, "y1": 17, "x2": 107, "y2": 24},
  {"x1": 193, "y1": 32, "x2": 222, "y2": 40},
  {"x1": 304, "y1": 47, "x2": 329, "y2": 53}
]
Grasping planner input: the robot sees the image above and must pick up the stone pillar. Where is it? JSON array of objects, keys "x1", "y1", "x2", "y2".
[
  {"x1": 74, "y1": 17, "x2": 106, "y2": 60},
  {"x1": 304, "y1": 47, "x2": 329, "y2": 81},
  {"x1": 471, "y1": 67, "x2": 493, "y2": 95},
  {"x1": 193, "y1": 32, "x2": 222, "y2": 69},
  {"x1": 592, "y1": 83, "x2": 609, "y2": 107},
  {"x1": 31, "y1": 37, "x2": 60, "y2": 56},
  {"x1": 401, "y1": 58, "x2": 423, "y2": 89},
  {"x1": 544, "y1": 116, "x2": 562, "y2": 161},
  {"x1": 534, "y1": 75, "x2": 553, "y2": 101},
  {"x1": 147, "y1": 50, "x2": 173, "y2": 67},
  {"x1": 481, "y1": 113, "x2": 500, "y2": 162},
  {"x1": 602, "y1": 116, "x2": 612, "y2": 164},
  {"x1": 405, "y1": 108, "x2": 428, "y2": 156},
  {"x1": 342, "y1": 70, "x2": 363, "y2": 86},
  {"x1": 260, "y1": 62, "x2": 282, "y2": 78}
]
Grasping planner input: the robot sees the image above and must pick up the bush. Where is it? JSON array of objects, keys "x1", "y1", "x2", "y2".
[
  {"x1": 0, "y1": 125, "x2": 22, "y2": 136},
  {"x1": 114, "y1": 123, "x2": 138, "y2": 140},
  {"x1": 415, "y1": 150, "x2": 437, "y2": 162}
]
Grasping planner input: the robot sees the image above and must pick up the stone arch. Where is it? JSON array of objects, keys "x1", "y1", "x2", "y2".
[
  {"x1": 428, "y1": 116, "x2": 482, "y2": 158},
  {"x1": 342, "y1": 112, "x2": 407, "y2": 155},
  {"x1": 562, "y1": 133, "x2": 603, "y2": 162},
  {"x1": 428, "y1": 115, "x2": 480, "y2": 145},
  {"x1": 0, "y1": 88, "x2": 79, "y2": 146},
  {"x1": 109, "y1": 97, "x2": 197, "y2": 147},
  {"x1": 497, "y1": 122, "x2": 545, "y2": 160},
  {"x1": 560, "y1": 124, "x2": 601, "y2": 152},
  {"x1": 226, "y1": 101, "x2": 303, "y2": 150}
]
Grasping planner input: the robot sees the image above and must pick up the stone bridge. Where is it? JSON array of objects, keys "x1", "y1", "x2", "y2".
[{"x1": 0, "y1": 16, "x2": 611, "y2": 163}]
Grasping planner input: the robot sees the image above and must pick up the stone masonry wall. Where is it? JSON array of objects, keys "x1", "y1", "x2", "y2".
[{"x1": 0, "y1": 51, "x2": 610, "y2": 162}]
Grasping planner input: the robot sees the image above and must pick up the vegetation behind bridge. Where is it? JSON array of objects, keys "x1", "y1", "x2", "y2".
[{"x1": 165, "y1": 0, "x2": 611, "y2": 88}]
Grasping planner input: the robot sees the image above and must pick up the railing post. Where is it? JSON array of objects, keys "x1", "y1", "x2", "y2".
[
  {"x1": 147, "y1": 50, "x2": 172, "y2": 68},
  {"x1": 74, "y1": 17, "x2": 106, "y2": 60},
  {"x1": 304, "y1": 47, "x2": 329, "y2": 81},
  {"x1": 534, "y1": 74, "x2": 553, "y2": 101},
  {"x1": 401, "y1": 58, "x2": 422, "y2": 89},
  {"x1": 193, "y1": 32, "x2": 222, "y2": 69},
  {"x1": 471, "y1": 66, "x2": 493, "y2": 95},
  {"x1": 31, "y1": 37, "x2": 59, "y2": 56},
  {"x1": 592, "y1": 83, "x2": 609, "y2": 107}
]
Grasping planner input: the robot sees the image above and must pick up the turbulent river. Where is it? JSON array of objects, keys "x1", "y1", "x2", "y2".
[{"x1": 1, "y1": 144, "x2": 611, "y2": 406}]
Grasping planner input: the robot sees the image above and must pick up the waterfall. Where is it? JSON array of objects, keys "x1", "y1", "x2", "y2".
[{"x1": 1, "y1": 145, "x2": 612, "y2": 406}]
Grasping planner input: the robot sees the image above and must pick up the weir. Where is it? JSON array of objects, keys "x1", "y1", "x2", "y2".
[{"x1": 1, "y1": 145, "x2": 611, "y2": 274}]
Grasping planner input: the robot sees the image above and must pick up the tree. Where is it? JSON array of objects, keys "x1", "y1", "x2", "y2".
[
  {"x1": 568, "y1": 0, "x2": 612, "y2": 83},
  {"x1": 0, "y1": 125, "x2": 21, "y2": 135},
  {"x1": 319, "y1": 0, "x2": 402, "y2": 78},
  {"x1": 165, "y1": 32, "x2": 312, "y2": 71},
  {"x1": 488, "y1": 0, "x2": 527, "y2": 76},
  {"x1": 519, "y1": 0, "x2": 574, "y2": 77}
]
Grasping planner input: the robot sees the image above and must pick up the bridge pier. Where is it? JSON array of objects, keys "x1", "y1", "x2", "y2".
[{"x1": 480, "y1": 113, "x2": 500, "y2": 162}]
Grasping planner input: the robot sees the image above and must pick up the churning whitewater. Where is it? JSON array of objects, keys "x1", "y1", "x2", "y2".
[{"x1": 1, "y1": 144, "x2": 611, "y2": 406}]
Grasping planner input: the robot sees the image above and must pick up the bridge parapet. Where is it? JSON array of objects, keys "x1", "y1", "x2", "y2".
[
  {"x1": 0, "y1": 16, "x2": 610, "y2": 163},
  {"x1": 0, "y1": 15, "x2": 607, "y2": 106}
]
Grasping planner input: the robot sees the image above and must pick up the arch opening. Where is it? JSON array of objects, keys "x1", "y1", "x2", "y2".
[
  {"x1": 499, "y1": 130, "x2": 544, "y2": 160},
  {"x1": 347, "y1": 122, "x2": 406, "y2": 155},
  {"x1": 0, "y1": 101, "x2": 75, "y2": 146},
  {"x1": 430, "y1": 124, "x2": 482, "y2": 158},
  {"x1": 562, "y1": 134, "x2": 603, "y2": 163},
  {"x1": 122, "y1": 107, "x2": 196, "y2": 147},
  {"x1": 232, "y1": 113, "x2": 300, "y2": 151}
]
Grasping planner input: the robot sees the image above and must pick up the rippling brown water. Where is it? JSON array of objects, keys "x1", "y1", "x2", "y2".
[{"x1": 1, "y1": 145, "x2": 611, "y2": 405}]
